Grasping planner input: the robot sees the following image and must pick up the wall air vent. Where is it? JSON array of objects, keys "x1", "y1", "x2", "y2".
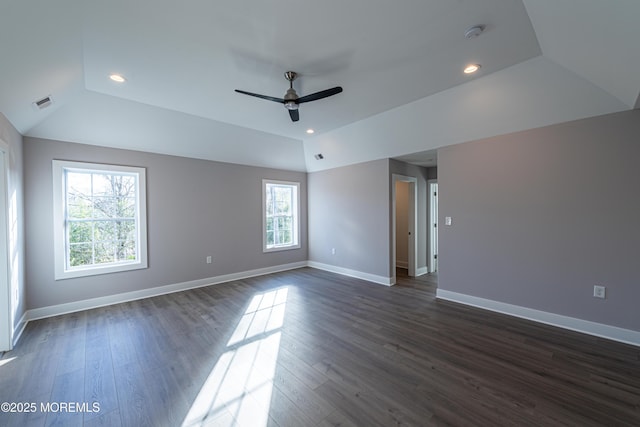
[{"x1": 33, "y1": 95, "x2": 53, "y2": 110}]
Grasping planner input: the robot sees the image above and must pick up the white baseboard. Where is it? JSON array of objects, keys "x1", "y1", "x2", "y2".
[
  {"x1": 307, "y1": 261, "x2": 393, "y2": 286},
  {"x1": 24, "y1": 261, "x2": 307, "y2": 322},
  {"x1": 415, "y1": 266, "x2": 429, "y2": 276},
  {"x1": 396, "y1": 260, "x2": 408, "y2": 269},
  {"x1": 436, "y1": 289, "x2": 640, "y2": 348}
]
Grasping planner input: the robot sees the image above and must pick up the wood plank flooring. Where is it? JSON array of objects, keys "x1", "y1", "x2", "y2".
[{"x1": 1, "y1": 267, "x2": 639, "y2": 426}]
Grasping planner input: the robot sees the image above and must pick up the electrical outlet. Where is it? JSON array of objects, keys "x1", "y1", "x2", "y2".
[
  {"x1": 593, "y1": 285, "x2": 606, "y2": 299},
  {"x1": 331, "y1": 248, "x2": 336, "y2": 255},
  {"x1": 206, "y1": 256, "x2": 212, "y2": 264}
]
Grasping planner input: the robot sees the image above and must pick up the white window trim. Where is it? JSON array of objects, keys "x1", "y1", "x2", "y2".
[
  {"x1": 262, "y1": 179, "x2": 300, "y2": 253},
  {"x1": 52, "y1": 160, "x2": 148, "y2": 280}
]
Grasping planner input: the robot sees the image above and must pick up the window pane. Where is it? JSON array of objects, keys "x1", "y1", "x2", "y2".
[
  {"x1": 67, "y1": 172, "x2": 91, "y2": 195},
  {"x1": 92, "y1": 174, "x2": 115, "y2": 196},
  {"x1": 67, "y1": 194, "x2": 92, "y2": 219},
  {"x1": 118, "y1": 175, "x2": 136, "y2": 192},
  {"x1": 276, "y1": 201, "x2": 289, "y2": 215},
  {"x1": 69, "y1": 243, "x2": 93, "y2": 267},
  {"x1": 69, "y1": 221, "x2": 92, "y2": 244},
  {"x1": 93, "y1": 220, "x2": 115, "y2": 241},
  {"x1": 266, "y1": 188, "x2": 274, "y2": 216},
  {"x1": 94, "y1": 241, "x2": 116, "y2": 264},
  {"x1": 116, "y1": 241, "x2": 137, "y2": 261},
  {"x1": 119, "y1": 197, "x2": 136, "y2": 218},
  {"x1": 116, "y1": 220, "x2": 137, "y2": 240},
  {"x1": 93, "y1": 197, "x2": 117, "y2": 218}
]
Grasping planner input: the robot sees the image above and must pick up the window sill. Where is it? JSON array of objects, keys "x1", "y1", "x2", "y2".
[
  {"x1": 54, "y1": 260, "x2": 147, "y2": 281},
  {"x1": 263, "y1": 244, "x2": 301, "y2": 253}
]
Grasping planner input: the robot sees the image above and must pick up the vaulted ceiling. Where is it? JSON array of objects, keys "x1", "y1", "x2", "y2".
[{"x1": 1, "y1": 0, "x2": 638, "y2": 171}]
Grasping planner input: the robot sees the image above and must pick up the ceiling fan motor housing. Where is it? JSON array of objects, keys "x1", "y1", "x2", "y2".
[{"x1": 284, "y1": 88, "x2": 299, "y2": 109}]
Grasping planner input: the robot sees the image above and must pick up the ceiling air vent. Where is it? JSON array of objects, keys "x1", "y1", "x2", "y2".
[{"x1": 33, "y1": 95, "x2": 53, "y2": 110}]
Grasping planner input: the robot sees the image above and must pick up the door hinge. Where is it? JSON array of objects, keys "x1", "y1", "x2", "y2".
[
  {"x1": 433, "y1": 223, "x2": 437, "y2": 228},
  {"x1": 434, "y1": 254, "x2": 438, "y2": 259}
]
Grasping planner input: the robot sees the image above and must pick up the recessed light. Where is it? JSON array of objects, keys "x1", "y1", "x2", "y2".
[
  {"x1": 109, "y1": 74, "x2": 126, "y2": 83},
  {"x1": 306, "y1": 129, "x2": 315, "y2": 134},
  {"x1": 464, "y1": 64, "x2": 481, "y2": 74}
]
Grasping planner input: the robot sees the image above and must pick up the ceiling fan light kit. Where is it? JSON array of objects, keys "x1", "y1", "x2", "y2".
[{"x1": 235, "y1": 71, "x2": 342, "y2": 122}]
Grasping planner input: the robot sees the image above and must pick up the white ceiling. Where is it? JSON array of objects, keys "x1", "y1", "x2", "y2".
[{"x1": 1, "y1": 0, "x2": 639, "y2": 171}]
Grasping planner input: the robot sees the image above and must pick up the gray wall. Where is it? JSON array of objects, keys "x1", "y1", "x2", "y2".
[
  {"x1": 427, "y1": 167, "x2": 437, "y2": 180},
  {"x1": 438, "y1": 109, "x2": 640, "y2": 331},
  {"x1": 389, "y1": 159, "x2": 430, "y2": 272},
  {"x1": 0, "y1": 114, "x2": 26, "y2": 336},
  {"x1": 308, "y1": 159, "x2": 390, "y2": 278},
  {"x1": 24, "y1": 137, "x2": 307, "y2": 310}
]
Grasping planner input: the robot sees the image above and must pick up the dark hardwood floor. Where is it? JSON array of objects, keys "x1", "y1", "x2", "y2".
[{"x1": 1, "y1": 267, "x2": 638, "y2": 426}]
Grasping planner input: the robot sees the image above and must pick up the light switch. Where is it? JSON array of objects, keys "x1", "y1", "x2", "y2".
[{"x1": 445, "y1": 216, "x2": 452, "y2": 226}]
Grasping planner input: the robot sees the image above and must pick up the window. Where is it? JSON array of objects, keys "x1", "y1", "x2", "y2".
[
  {"x1": 263, "y1": 180, "x2": 300, "y2": 252},
  {"x1": 53, "y1": 160, "x2": 147, "y2": 280}
]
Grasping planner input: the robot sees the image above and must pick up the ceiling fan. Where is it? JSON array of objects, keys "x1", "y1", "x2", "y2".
[{"x1": 235, "y1": 71, "x2": 342, "y2": 122}]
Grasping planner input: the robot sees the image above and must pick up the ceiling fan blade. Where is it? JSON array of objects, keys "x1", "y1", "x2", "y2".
[
  {"x1": 288, "y1": 109, "x2": 300, "y2": 122},
  {"x1": 234, "y1": 89, "x2": 284, "y2": 104},
  {"x1": 297, "y1": 86, "x2": 343, "y2": 104}
]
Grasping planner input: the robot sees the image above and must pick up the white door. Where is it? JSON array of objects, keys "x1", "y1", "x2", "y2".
[
  {"x1": 429, "y1": 181, "x2": 438, "y2": 273},
  {"x1": 407, "y1": 181, "x2": 416, "y2": 277}
]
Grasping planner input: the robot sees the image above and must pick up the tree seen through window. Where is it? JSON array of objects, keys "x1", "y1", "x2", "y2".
[{"x1": 66, "y1": 171, "x2": 138, "y2": 268}]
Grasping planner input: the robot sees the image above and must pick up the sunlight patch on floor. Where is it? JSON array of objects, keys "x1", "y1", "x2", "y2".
[
  {"x1": 0, "y1": 356, "x2": 16, "y2": 368},
  {"x1": 182, "y1": 287, "x2": 288, "y2": 427}
]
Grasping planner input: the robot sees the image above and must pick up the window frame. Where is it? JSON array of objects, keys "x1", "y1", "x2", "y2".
[
  {"x1": 52, "y1": 160, "x2": 148, "y2": 280},
  {"x1": 262, "y1": 179, "x2": 300, "y2": 253}
]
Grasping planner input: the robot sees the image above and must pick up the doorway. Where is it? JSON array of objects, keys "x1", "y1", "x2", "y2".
[
  {"x1": 392, "y1": 174, "x2": 417, "y2": 284},
  {"x1": 0, "y1": 144, "x2": 10, "y2": 351},
  {"x1": 429, "y1": 180, "x2": 438, "y2": 273}
]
